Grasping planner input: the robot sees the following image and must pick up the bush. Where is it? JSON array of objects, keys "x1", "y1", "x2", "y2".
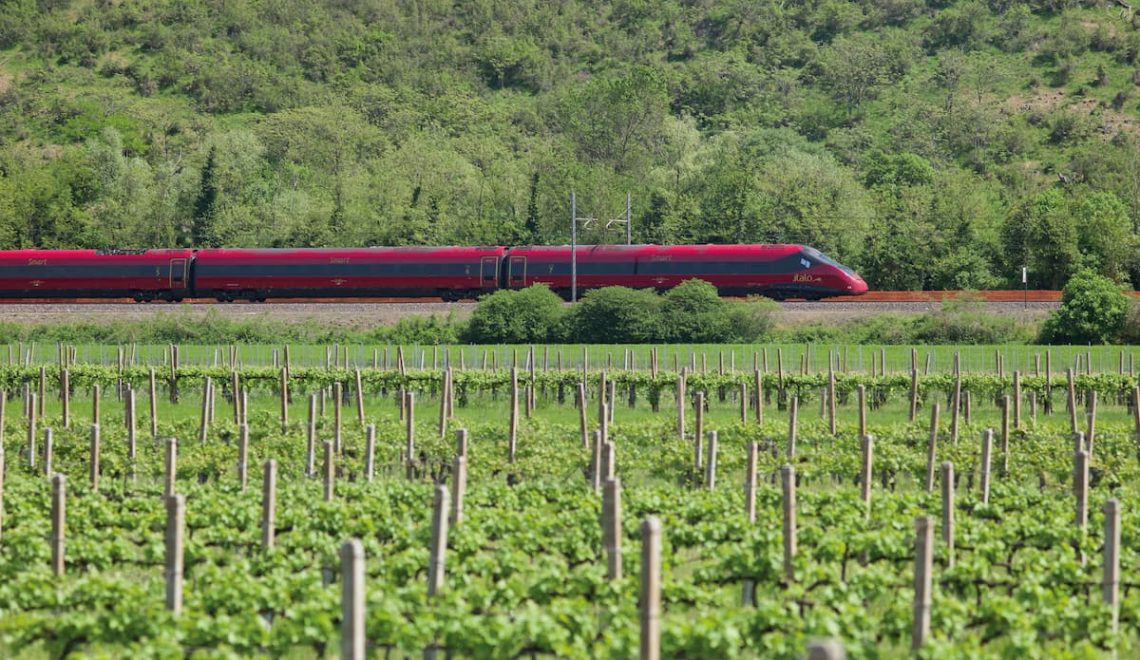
[
  {"x1": 463, "y1": 284, "x2": 567, "y2": 344},
  {"x1": 567, "y1": 287, "x2": 662, "y2": 343},
  {"x1": 724, "y1": 297, "x2": 779, "y2": 342},
  {"x1": 1039, "y1": 270, "x2": 1131, "y2": 344},
  {"x1": 913, "y1": 294, "x2": 1030, "y2": 344},
  {"x1": 1118, "y1": 302, "x2": 1140, "y2": 345},
  {"x1": 660, "y1": 279, "x2": 732, "y2": 342}
]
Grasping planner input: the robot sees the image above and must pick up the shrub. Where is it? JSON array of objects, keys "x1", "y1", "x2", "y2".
[
  {"x1": 660, "y1": 279, "x2": 732, "y2": 342},
  {"x1": 913, "y1": 294, "x2": 1030, "y2": 344},
  {"x1": 1114, "y1": 301, "x2": 1140, "y2": 345},
  {"x1": 463, "y1": 284, "x2": 566, "y2": 344},
  {"x1": 567, "y1": 287, "x2": 662, "y2": 343},
  {"x1": 724, "y1": 297, "x2": 779, "y2": 342},
  {"x1": 1039, "y1": 270, "x2": 1130, "y2": 344}
]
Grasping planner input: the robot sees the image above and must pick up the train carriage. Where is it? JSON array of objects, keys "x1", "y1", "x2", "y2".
[
  {"x1": 0, "y1": 249, "x2": 193, "y2": 301},
  {"x1": 192, "y1": 247, "x2": 506, "y2": 301},
  {"x1": 504, "y1": 244, "x2": 866, "y2": 300}
]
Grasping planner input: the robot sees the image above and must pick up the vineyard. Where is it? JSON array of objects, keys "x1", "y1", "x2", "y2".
[{"x1": 0, "y1": 343, "x2": 1139, "y2": 657}]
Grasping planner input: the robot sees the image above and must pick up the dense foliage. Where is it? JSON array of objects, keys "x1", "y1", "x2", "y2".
[
  {"x1": 461, "y1": 283, "x2": 778, "y2": 343},
  {"x1": 1040, "y1": 268, "x2": 1133, "y2": 342},
  {"x1": 1, "y1": 1, "x2": 1139, "y2": 289}
]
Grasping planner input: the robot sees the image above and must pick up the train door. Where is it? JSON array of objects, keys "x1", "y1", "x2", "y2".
[
  {"x1": 481, "y1": 257, "x2": 498, "y2": 289},
  {"x1": 169, "y1": 258, "x2": 188, "y2": 290},
  {"x1": 508, "y1": 256, "x2": 526, "y2": 288}
]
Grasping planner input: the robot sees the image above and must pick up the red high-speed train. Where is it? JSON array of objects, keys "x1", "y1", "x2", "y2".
[{"x1": 0, "y1": 244, "x2": 867, "y2": 302}]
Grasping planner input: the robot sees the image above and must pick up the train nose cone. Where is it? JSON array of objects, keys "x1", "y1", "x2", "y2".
[{"x1": 850, "y1": 276, "x2": 868, "y2": 295}]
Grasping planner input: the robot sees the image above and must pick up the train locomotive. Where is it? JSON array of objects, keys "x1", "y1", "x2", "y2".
[{"x1": 0, "y1": 244, "x2": 867, "y2": 302}]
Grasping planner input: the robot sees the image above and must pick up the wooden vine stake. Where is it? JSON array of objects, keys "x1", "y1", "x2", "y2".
[
  {"x1": 857, "y1": 384, "x2": 867, "y2": 438},
  {"x1": 237, "y1": 424, "x2": 249, "y2": 491},
  {"x1": 740, "y1": 382, "x2": 749, "y2": 425},
  {"x1": 340, "y1": 539, "x2": 365, "y2": 660},
  {"x1": 1086, "y1": 390, "x2": 1097, "y2": 460},
  {"x1": 164, "y1": 438, "x2": 177, "y2": 498},
  {"x1": 590, "y1": 430, "x2": 602, "y2": 493},
  {"x1": 334, "y1": 382, "x2": 343, "y2": 453},
  {"x1": 1104, "y1": 498, "x2": 1121, "y2": 639},
  {"x1": 50, "y1": 473, "x2": 65, "y2": 576},
  {"x1": 694, "y1": 392, "x2": 704, "y2": 469},
  {"x1": 405, "y1": 392, "x2": 415, "y2": 479},
  {"x1": 941, "y1": 462, "x2": 954, "y2": 568},
  {"x1": 1012, "y1": 371, "x2": 1021, "y2": 429},
  {"x1": 26, "y1": 392, "x2": 36, "y2": 469},
  {"x1": 980, "y1": 429, "x2": 993, "y2": 505},
  {"x1": 745, "y1": 442, "x2": 758, "y2": 524},
  {"x1": 781, "y1": 464, "x2": 797, "y2": 583},
  {"x1": 705, "y1": 431, "x2": 718, "y2": 491},
  {"x1": 1066, "y1": 369, "x2": 1078, "y2": 434},
  {"x1": 450, "y1": 453, "x2": 467, "y2": 526},
  {"x1": 60, "y1": 368, "x2": 69, "y2": 429},
  {"x1": 279, "y1": 368, "x2": 289, "y2": 433},
  {"x1": 602, "y1": 441, "x2": 616, "y2": 482},
  {"x1": 508, "y1": 368, "x2": 519, "y2": 463},
  {"x1": 807, "y1": 640, "x2": 846, "y2": 660},
  {"x1": 324, "y1": 441, "x2": 335, "y2": 502},
  {"x1": 1133, "y1": 386, "x2": 1140, "y2": 453},
  {"x1": 262, "y1": 460, "x2": 276, "y2": 550},
  {"x1": 89, "y1": 423, "x2": 100, "y2": 492},
  {"x1": 364, "y1": 424, "x2": 376, "y2": 482},
  {"x1": 788, "y1": 396, "x2": 799, "y2": 459},
  {"x1": 860, "y1": 434, "x2": 874, "y2": 513},
  {"x1": 354, "y1": 368, "x2": 365, "y2": 426},
  {"x1": 1000, "y1": 396, "x2": 1010, "y2": 477},
  {"x1": 912, "y1": 515, "x2": 934, "y2": 651},
  {"x1": 306, "y1": 394, "x2": 317, "y2": 477},
  {"x1": 1075, "y1": 447, "x2": 1091, "y2": 567},
  {"x1": 42, "y1": 428, "x2": 52, "y2": 477},
  {"x1": 437, "y1": 370, "x2": 448, "y2": 439},
  {"x1": 165, "y1": 494, "x2": 185, "y2": 615},
  {"x1": 925, "y1": 403, "x2": 940, "y2": 492},
  {"x1": 198, "y1": 377, "x2": 210, "y2": 444},
  {"x1": 126, "y1": 388, "x2": 137, "y2": 466},
  {"x1": 427, "y1": 485, "x2": 450, "y2": 597},
  {"x1": 827, "y1": 368, "x2": 836, "y2": 435},
  {"x1": 950, "y1": 373, "x2": 961, "y2": 444},
  {"x1": 640, "y1": 517, "x2": 662, "y2": 660},
  {"x1": 149, "y1": 368, "x2": 158, "y2": 438},
  {"x1": 909, "y1": 369, "x2": 919, "y2": 422},
  {"x1": 602, "y1": 477, "x2": 622, "y2": 580},
  {"x1": 576, "y1": 382, "x2": 589, "y2": 449},
  {"x1": 676, "y1": 372, "x2": 686, "y2": 441},
  {"x1": 754, "y1": 369, "x2": 763, "y2": 425}
]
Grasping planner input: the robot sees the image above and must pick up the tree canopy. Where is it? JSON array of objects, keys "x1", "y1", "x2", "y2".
[{"x1": 0, "y1": 0, "x2": 1138, "y2": 289}]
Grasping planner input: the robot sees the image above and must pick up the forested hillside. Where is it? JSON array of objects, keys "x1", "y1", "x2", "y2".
[{"x1": 1, "y1": 0, "x2": 1139, "y2": 289}]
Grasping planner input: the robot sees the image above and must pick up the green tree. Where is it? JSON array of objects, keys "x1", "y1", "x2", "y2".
[
  {"x1": 464, "y1": 284, "x2": 566, "y2": 343},
  {"x1": 558, "y1": 67, "x2": 669, "y2": 173},
  {"x1": 568, "y1": 287, "x2": 662, "y2": 343},
  {"x1": 1001, "y1": 188, "x2": 1080, "y2": 289},
  {"x1": 1074, "y1": 191, "x2": 1133, "y2": 284},
  {"x1": 189, "y1": 146, "x2": 219, "y2": 248},
  {"x1": 1039, "y1": 270, "x2": 1130, "y2": 343}
]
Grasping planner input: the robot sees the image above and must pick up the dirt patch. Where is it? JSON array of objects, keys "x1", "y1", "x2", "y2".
[{"x1": 1008, "y1": 89, "x2": 1140, "y2": 140}]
